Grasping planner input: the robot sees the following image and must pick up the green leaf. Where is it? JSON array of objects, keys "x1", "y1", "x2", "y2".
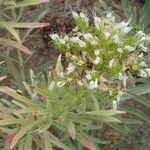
[
  {"x1": 0, "y1": 22, "x2": 21, "y2": 43},
  {"x1": 55, "y1": 54, "x2": 63, "y2": 74},
  {"x1": 3, "y1": 22, "x2": 49, "y2": 28},
  {"x1": 3, "y1": 0, "x2": 49, "y2": 10},
  {"x1": 24, "y1": 134, "x2": 32, "y2": 150},
  {"x1": 10, "y1": 119, "x2": 40, "y2": 149},
  {"x1": 122, "y1": 107, "x2": 150, "y2": 123},
  {"x1": 66, "y1": 121, "x2": 76, "y2": 140},
  {"x1": 0, "y1": 118, "x2": 25, "y2": 126},
  {"x1": 83, "y1": 110, "x2": 125, "y2": 116},
  {"x1": 139, "y1": 0, "x2": 150, "y2": 28},
  {"x1": 0, "y1": 76, "x2": 7, "y2": 82},
  {"x1": 48, "y1": 132, "x2": 70, "y2": 150},
  {"x1": 43, "y1": 131, "x2": 53, "y2": 150},
  {"x1": 35, "y1": 123, "x2": 52, "y2": 133},
  {"x1": 0, "y1": 38, "x2": 31, "y2": 54},
  {"x1": 0, "y1": 86, "x2": 37, "y2": 106},
  {"x1": 121, "y1": 0, "x2": 132, "y2": 18}
]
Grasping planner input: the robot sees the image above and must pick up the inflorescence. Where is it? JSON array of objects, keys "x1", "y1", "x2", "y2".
[{"x1": 50, "y1": 12, "x2": 149, "y2": 109}]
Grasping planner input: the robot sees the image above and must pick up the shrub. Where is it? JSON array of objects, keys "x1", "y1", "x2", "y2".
[{"x1": 0, "y1": 12, "x2": 148, "y2": 149}]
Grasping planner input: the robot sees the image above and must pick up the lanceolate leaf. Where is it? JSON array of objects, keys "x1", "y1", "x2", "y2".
[
  {"x1": 0, "y1": 38, "x2": 31, "y2": 54},
  {"x1": 10, "y1": 119, "x2": 40, "y2": 149},
  {"x1": 0, "y1": 22, "x2": 21, "y2": 43},
  {"x1": 3, "y1": 0, "x2": 49, "y2": 10},
  {"x1": 0, "y1": 76, "x2": 7, "y2": 82},
  {"x1": 6, "y1": 22, "x2": 49, "y2": 28},
  {"x1": 83, "y1": 110, "x2": 125, "y2": 116},
  {"x1": 0, "y1": 86, "x2": 37, "y2": 106}
]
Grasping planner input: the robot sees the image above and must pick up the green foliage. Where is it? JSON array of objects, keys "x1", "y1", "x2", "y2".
[{"x1": 0, "y1": 75, "x2": 124, "y2": 149}]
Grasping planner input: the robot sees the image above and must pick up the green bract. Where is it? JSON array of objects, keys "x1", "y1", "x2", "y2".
[{"x1": 50, "y1": 12, "x2": 149, "y2": 109}]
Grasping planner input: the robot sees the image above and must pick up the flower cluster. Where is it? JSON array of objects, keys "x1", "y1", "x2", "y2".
[{"x1": 50, "y1": 12, "x2": 149, "y2": 109}]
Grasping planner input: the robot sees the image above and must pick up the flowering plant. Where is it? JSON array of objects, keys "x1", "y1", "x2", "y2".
[{"x1": 50, "y1": 12, "x2": 149, "y2": 109}]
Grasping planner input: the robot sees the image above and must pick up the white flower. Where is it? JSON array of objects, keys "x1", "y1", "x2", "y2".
[
  {"x1": 117, "y1": 91, "x2": 123, "y2": 102},
  {"x1": 79, "y1": 40, "x2": 86, "y2": 47},
  {"x1": 117, "y1": 48, "x2": 123, "y2": 53},
  {"x1": 89, "y1": 79, "x2": 98, "y2": 90},
  {"x1": 77, "y1": 80, "x2": 83, "y2": 86},
  {"x1": 50, "y1": 34, "x2": 59, "y2": 40},
  {"x1": 93, "y1": 57, "x2": 101, "y2": 65},
  {"x1": 94, "y1": 16, "x2": 101, "y2": 29},
  {"x1": 57, "y1": 81, "x2": 66, "y2": 88},
  {"x1": 59, "y1": 38, "x2": 65, "y2": 45},
  {"x1": 70, "y1": 37, "x2": 80, "y2": 43},
  {"x1": 117, "y1": 21, "x2": 128, "y2": 29},
  {"x1": 83, "y1": 33, "x2": 93, "y2": 40},
  {"x1": 118, "y1": 73, "x2": 128, "y2": 87},
  {"x1": 86, "y1": 74, "x2": 92, "y2": 80},
  {"x1": 112, "y1": 100, "x2": 117, "y2": 109},
  {"x1": 58, "y1": 72, "x2": 65, "y2": 77},
  {"x1": 137, "y1": 30, "x2": 145, "y2": 38},
  {"x1": 64, "y1": 35, "x2": 69, "y2": 41},
  {"x1": 72, "y1": 11, "x2": 79, "y2": 19},
  {"x1": 100, "y1": 76, "x2": 107, "y2": 82},
  {"x1": 104, "y1": 31, "x2": 110, "y2": 39},
  {"x1": 139, "y1": 45, "x2": 148, "y2": 52},
  {"x1": 94, "y1": 49, "x2": 100, "y2": 56},
  {"x1": 122, "y1": 27, "x2": 131, "y2": 33},
  {"x1": 138, "y1": 53, "x2": 144, "y2": 59},
  {"x1": 112, "y1": 34, "x2": 121, "y2": 44},
  {"x1": 72, "y1": 26, "x2": 79, "y2": 32},
  {"x1": 125, "y1": 45, "x2": 134, "y2": 52},
  {"x1": 109, "y1": 58, "x2": 116, "y2": 68},
  {"x1": 140, "y1": 61, "x2": 147, "y2": 67},
  {"x1": 91, "y1": 40, "x2": 98, "y2": 46},
  {"x1": 145, "y1": 68, "x2": 150, "y2": 76},
  {"x1": 80, "y1": 12, "x2": 89, "y2": 25},
  {"x1": 139, "y1": 69, "x2": 147, "y2": 78},
  {"x1": 106, "y1": 12, "x2": 115, "y2": 21},
  {"x1": 66, "y1": 63, "x2": 76, "y2": 74}
]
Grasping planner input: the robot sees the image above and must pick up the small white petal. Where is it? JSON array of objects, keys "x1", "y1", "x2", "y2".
[
  {"x1": 139, "y1": 70, "x2": 147, "y2": 78},
  {"x1": 140, "y1": 61, "x2": 147, "y2": 67},
  {"x1": 89, "y1": 79, "x2": 98, "y2": 90},
  {"x1": 104, "y1": 32, "x2": 110, "y2": 39},
  {"x1": 86, "y1": 74, "x2": 92, "y2": 80},
  {"x1": 125, "y1": 45, "x2": 134, "y2": 52},
  {"x1": 94, "y1": 16, "x2": 101, "y2": 29},
  {"x1": 112, "y1": 100, "x2": 117, "y2": 110},
  {"x1": 83, "y1": 33, "x2": 93, "y2": 40},
  {"x1": 72, "y1": 26, "x2": 79, "y2": 32},
  {"x1": 67, "y1": 63, "x2": 76, "y2": 74},
  {"x1": 72, "y1": 11, "x2": 79, "y2": 19},
  {"x1": 137, "y1": 30, "x2": 145, "y2": 37},
  {"x1": 59, "y1": 39, "x2": 65, "y2": 45},
  {"x1": 117, "y1": 48, "x2": 123, "y2": 53},
  {"x1": 112, "y1": 34, "x2": 121, "y2": 44},
  {"x1": 106, "y1": 12, "x2": 115, "y2": 21},
  {"x1": 80, "y1": 12, "x2": 89, "y2": 25},
  {"x1": 109, "y1": 59, "x2": 115, "y2": 68},
  {"x1": 91, "y1": 40, "x2": 98, "y2": 46},
  {"x1": 145, "y1": 68, "x2": 150, "y2": 76},
  {"x1": 79, "y1": 40, "x2": 86, "y2": 47},
  {"x1": 93, "y1": 57, "x2": 101, "y2": 65},
  {"x1": 70, "y1": 37, "x2": 80, "y2": 43},
  {"x1": 138, "y1": 53, "x2": 144, "y2": 59},
  {"x1": 57, "y1": 81, "x2": 66, "y2": 88},
  {"x1": 50, "y1": 34, "x2": 59, "y2": 40},
  {"x1": 94, "y1": 49, "x2": 100, "y2": 56},
  {"x1": 77, "y1": 80, "x2": 83, "y2": 86}
]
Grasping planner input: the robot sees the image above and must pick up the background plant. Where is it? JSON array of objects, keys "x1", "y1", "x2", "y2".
[{"x1": 0, "y1": 0, "x2": 49, "y2": 90}]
